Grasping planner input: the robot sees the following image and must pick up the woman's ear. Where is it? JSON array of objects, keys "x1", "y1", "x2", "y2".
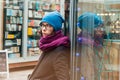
[{"x1": 51, "y1": 30, "x2": 56, "y2": 36}]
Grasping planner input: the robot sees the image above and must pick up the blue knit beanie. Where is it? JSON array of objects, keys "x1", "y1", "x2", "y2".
[
  {"x1": 40, "y1": 11, "x2": 64, "y2": 31},
  {"x1": 77, "y1": 12, "x2": 103, "y2": 29}
]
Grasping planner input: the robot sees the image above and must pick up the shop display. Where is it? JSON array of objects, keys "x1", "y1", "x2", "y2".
[
  {"x1": 104, "y1": 1, "x2": 120, "y2": 40},
  {"x1": 3, "y1": 0, "x2": 64, "y2": 59},
  {"x1": 3, "y1": 0, "x2": 24, "y2": 58},
  {"x1": 109, "y1": 18, "x2": 120, "y2": 39},
  {"x1": 27, "y1": 0, "x2": 61, "y2": 56}
]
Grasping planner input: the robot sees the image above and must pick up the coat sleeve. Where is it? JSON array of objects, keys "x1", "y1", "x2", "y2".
[{"x1": 53, "y1": 53, "x2": 70, "y2": 80}]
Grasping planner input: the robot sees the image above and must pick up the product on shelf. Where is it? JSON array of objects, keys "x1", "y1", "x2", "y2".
[
  {"x1": 27, "y1": 0, "x2": 61, "y2": 56},
  {"x1": 3, "y1": 0, "x2": 24, "y2": 58}
]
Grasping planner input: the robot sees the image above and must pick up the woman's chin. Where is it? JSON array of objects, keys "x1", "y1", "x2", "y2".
[
  {"x1": 42, "y1": 35, "x2": 46, "y2": 38},
  {"x1": 42, "y1": 34, "x2": 47, "y2": 38}
]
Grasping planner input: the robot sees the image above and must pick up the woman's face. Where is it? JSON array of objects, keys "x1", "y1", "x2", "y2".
[
  {"x1": 40, "y1": 22, "x2": 54, "y2": 38},
  {"x1": 94, "y1": 27, "x2": 104, "y2": 37}
]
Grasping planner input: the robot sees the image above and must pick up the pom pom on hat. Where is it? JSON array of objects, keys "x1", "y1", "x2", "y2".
[
  {"x1": 78, "y1": 12, "x2": 103, "y2": 29},
  {"x1": 40, "y1": 11, "x2": 64, "y2": 31}
]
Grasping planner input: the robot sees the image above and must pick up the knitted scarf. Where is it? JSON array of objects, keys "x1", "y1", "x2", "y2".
[
  {"x1": 39, "y1": 30, "x2": 70, "y2": 52},
  {"x1": 77, "y1": 32, "x2": 103, "y2": 47}
]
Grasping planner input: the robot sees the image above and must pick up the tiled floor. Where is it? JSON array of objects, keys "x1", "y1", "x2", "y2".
[
  {"x1": 0, "y1": 69, "x2": 33, "y2": 80},
  {"x1": 9, "y1": 69, "x2": 33, "y2": 80},
  {"x1": 0, "y1": 64, "x2": 35, "y2": 80}
]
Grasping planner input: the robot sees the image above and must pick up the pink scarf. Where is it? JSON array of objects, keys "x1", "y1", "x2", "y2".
[{"x1": 39, "y1": 30, "x2": 70, "y2": 52}]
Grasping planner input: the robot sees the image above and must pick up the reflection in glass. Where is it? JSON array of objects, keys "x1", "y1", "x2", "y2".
[{"x1": 72, "y1": 0, "x2": 120, "y2": 80}]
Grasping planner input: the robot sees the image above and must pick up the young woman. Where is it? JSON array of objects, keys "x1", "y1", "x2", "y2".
[
  {"x1": 28, "y1": 11, "x2": 70, "y2": 80},
  {"x1": 77, "y1": 12, "x2": 104, "y2": 80}
]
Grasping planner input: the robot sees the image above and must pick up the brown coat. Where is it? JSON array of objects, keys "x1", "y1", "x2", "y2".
[{"x1": 28, "y1": 46, "x2": 70, "y2": 80}]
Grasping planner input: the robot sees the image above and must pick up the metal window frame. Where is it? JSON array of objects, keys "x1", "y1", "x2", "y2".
[{"x1": 69, "y1": 0, "x2": 78, "y2": 80}]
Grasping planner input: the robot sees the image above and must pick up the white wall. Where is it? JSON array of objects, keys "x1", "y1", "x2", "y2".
[{"x1": 0, "y1": 0, "x2": 4, "y2": 50}]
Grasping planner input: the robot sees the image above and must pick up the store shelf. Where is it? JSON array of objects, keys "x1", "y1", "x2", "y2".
[
  {"x1": 2, "y1": 0, "x2": 65, "y2": 68},
  {"x1": 27, "y1": 0, "x2": 62, "y2": 56},
  {"x1": 29, "y1": 17, "x2": 42, "y2": 20},
  {"x1": 3, "y1": 1, "x2": 24, "y2": 58}
]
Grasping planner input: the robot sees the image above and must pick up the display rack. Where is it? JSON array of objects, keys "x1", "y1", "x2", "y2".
[
  {"x1": 3, "y1": 0, "x2": 24, "y2": 58},
  {"x1": 27, "y1": 1, "x2": 42, "y2": 56},
  {"x1": 104, "y1": 0, "x2": 120, "y2": 40},
  {"x1": 2, "y1": 0, "x2": 65, "y2": 68},
  {"x1": 109, "y1": 16, "x2": 120, "y2": 39},
  {"x1": 27, "y1": 0, "x2": 61, "y2": 56}
]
